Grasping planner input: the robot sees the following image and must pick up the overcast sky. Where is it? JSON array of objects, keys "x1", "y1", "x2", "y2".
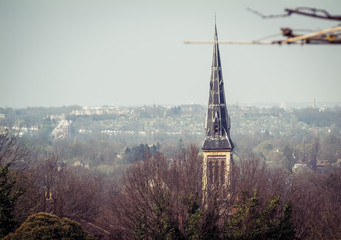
[{"x1": 1, "y1": 0, "x2": 341, "y2": 108}]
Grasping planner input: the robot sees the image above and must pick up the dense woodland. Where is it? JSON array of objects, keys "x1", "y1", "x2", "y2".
[{"x1": 0, "y1": 105, "x2": 341, "y2": 239}]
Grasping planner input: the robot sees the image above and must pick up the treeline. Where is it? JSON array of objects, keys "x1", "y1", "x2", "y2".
[
  {"x1": 1, "y1": 131, "x2": 341, "y2": 239},
  {"x1": 0, "y1": 105, "x2": 176, "y2": 127},
  {"x1": 124, "y1": 143, "x2": 161, "y2": 163},
  {"x1": 2, "y1": 105, "x2": 341, "y2": 131},
  {"x1": 107, "y1": 149, "x2": 341, "y2": 240},
  {"x1": 25, "y1": 133, "x2": 163, "y2": 177},
  {"x1": 294, "y1": 107, "x2": 341, "y2": 128},
  {"x1": 0, "y1": 131, "x2": 104, "y2": 238},
  {"x1": 0, "y1": 106, "x2": 82, "y2": 127},
  {"x1": 233, "y1": 126, "x2": 341, "y2": 171}
]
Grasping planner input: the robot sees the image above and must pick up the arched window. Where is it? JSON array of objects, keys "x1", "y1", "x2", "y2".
[
  {"x1": 214, "y1": 161, "x2": 219, "y2": 187},
  {"x1": 208, "y1": 161, "x2": 213, "y2": 186},
  {"x1": 221, "y1": 161, "x2": 225, "y2": 185}
]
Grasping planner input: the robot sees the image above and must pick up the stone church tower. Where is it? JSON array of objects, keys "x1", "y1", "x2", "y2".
[{"x1": 202, "y1": 25, "x2": 234, "y2": 200}]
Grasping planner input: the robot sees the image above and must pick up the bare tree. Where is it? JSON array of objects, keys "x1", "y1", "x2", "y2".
[
  {"x1": 0, "y1": 129, "x2": 29, "y2": 168},
  {"x1": 289, "y1": 168, "x2": 341, "y2": 240},
  {"x1": 106, "y1": 148, "x2": 296, "y2": 240},
  {"x1": 53, "y1": 167, "x2": 102, "y2": 222},
  {"x1": 15, "y1": 153, "x2": 102, "y2": 223},
  {"x1": 107, "y1": 146, "x2": 205, "y2": 239},
  {"x1": 37, "y1": 154, "x2": 60, "y2": 212},
  {"x1": 12, "y1": 154, "x2": 63, "y2": 221}
]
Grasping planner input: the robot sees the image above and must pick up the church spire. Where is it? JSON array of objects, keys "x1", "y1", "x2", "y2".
[{"x1": 202, "y1": 24, "x2": 234, "y2": 151}]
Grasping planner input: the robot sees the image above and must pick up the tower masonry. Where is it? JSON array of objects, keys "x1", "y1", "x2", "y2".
[{"x1": 202, "y1": 25, "x2": 234, "y2": 198}]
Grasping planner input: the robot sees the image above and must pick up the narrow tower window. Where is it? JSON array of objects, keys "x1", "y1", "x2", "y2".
[
  {"x1": 208, "y1": 161, "x2": 213, "y2": 186},
  {"x1": 214, "y1": 162, "x2": 219, "y2": 187},
  {"x1": 221, "y1": 161, "x2": 225, "y2": 185}
]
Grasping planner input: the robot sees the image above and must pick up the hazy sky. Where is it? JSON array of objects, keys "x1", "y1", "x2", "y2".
[{"x1": 1, "y1": 0, "x2": 341, "y2": 108}]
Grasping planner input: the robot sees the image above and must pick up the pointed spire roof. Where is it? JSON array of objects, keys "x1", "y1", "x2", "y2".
[{"x1": 202, "y1": 24, "x2": 234, "y2": 151}]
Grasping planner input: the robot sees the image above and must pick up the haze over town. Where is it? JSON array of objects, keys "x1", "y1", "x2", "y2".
[
  {"x1": 1, "y1": 0, "x2": 341, "y2": 108},
  {"x1": 2, "y1": 2, "x2": 341, "y2": 239}
]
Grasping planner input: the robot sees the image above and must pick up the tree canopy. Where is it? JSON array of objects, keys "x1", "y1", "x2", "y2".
[{"x1": 2, "y1": 212, "x2": 95, "y2": 240}]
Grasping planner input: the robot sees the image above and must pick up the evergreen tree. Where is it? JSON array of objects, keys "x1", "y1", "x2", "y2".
[
  {"x1": 2, "y1": 212, "x2": 95, "y2": 240},
  {"x1": 0, "y1": 164, "x2": 22, "y2": 238},
  {"x1": 224, "y1": 191, "x2": 295, "y2": 240}
]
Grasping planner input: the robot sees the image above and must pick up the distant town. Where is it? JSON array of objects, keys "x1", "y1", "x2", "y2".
[{"x1": 1, "y1": 102, "x2": 340, "y2": 142}]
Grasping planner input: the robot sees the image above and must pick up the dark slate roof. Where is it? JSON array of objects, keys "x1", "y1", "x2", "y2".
[{"x1": 202, "y1": 25, "x2": 234, "y2": 151}]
